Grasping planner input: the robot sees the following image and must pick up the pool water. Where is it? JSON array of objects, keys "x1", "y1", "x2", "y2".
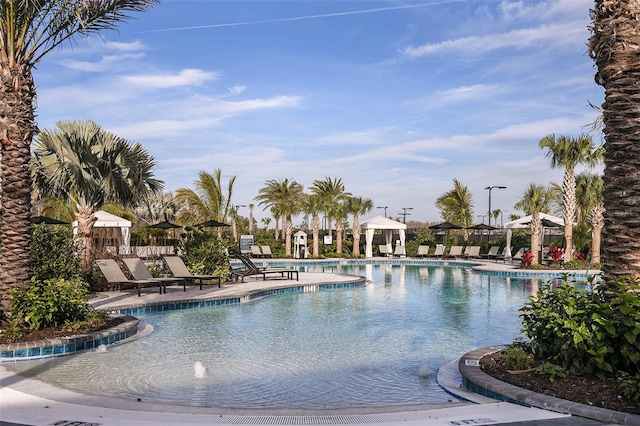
[{"x1": 5, "y1": 264, "x2": 542, "y2": 410}]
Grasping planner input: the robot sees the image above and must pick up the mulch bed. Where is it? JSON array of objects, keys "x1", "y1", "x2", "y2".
[
  {"x1": 480, "y1": 351, "x2": 640, "y2": 415},
  {"x1": 0, "y1": 317, "x2": 127, "y2": 345}
]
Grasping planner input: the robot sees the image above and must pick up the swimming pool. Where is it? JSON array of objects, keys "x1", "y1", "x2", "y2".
[{"x1": 3, "y1": 264, "x2": 542, "y2": 410}]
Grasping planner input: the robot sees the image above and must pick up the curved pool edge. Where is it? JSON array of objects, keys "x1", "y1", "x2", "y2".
[
  {"x1": 0, "y1": 315, "x2": 140, "y2": 362},
  {"x1": 458, "y1": 346, "x2": 640, "y2": 425}
]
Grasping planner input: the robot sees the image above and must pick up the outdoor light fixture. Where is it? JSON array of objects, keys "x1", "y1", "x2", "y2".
[
  {"x1": 485, "y1": 186, "x2": 506, "y2": 227},
  {"x1": 398, "y1": 207, "x2": 413, "y2": 224},
  {"x1": 377, "y1": 206, "x2": 388, "y2": 217}
]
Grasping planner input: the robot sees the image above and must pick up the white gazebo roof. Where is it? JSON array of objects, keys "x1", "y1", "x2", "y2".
[
  {"x1": 504, "y1": 212, "x2": 564, "y2": 229},
  {"x1": 360, "y1": 215, "x2": 407, "y2": 230}
]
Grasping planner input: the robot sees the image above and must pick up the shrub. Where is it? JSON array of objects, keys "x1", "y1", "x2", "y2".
[
  {"x1": 500, "y1": 344, "x2": 534, "y2": 370},
  {"x1": 520, "y1": 276, "x2": 640, "y2": 378},
  {"x1": 547, "y1": 246, "x2": 564, "y2": 264},
  {"x1": 9, "y1": 277, "x2": 90, "y2": 330},
  {"x1": 520, "y1": 251, "x2": 534, "y2": 268},
  {"x1": 30, "y1": 224, "x2": 81, "y2": 281},
  {"x1": 535, "y1": 362, "x2": 566, "y2": 382},
  {"x1": 618, "y1": 373, "x2": 640, "y2": 402},
  {"x1": 176, "y1": 228, "x2": 232, "y2": 280}
]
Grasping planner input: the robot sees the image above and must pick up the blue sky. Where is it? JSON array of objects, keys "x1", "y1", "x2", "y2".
[{"x1": 35, "y1": 0, "x2": 603, "y2": 225}]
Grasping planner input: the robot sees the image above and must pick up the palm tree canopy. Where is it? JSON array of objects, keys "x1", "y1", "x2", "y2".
[
  {"x1": 435, "y1": 178, "x2": 474, "y2": 228},
  {"x1": 575, "y1": 173, "x2": 604, "y2": 223},
  {"x1": 255, "y1": 178, "x2": 304, "y2": 218},
  {"x1": 175, "y1": 169, "x2": 235, "y2": 225},
  {"x1": 0, "y1": 0, "x2": 161, "y2": 69},
  {"x1": 31, "y1": 119, "x2": 163, "y2": 210},
  {"x1": 310, "y1": 176, "x2": 352, "y2": 216},
  {"x1": 539, "y1": 133, "x2": 604, "y2": 170},
  {"x1": 513, "y1": 183, "x2": 553, "y2": 216}
]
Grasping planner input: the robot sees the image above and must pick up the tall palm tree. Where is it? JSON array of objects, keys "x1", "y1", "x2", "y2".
[
  {"x1": 539, "y1": 133, "x2": 604, "y2": 262},
  {"x1": 255, "y1": 178, "x2": 304, "y2": 256},
  {"x1": 301, "y1": 194, "x2": 323, "y2": 258},
  {"x1": 435, "y1": 179, "x2": 474, "y2": 242},
  {"x1": 0, "y1": 0, "x2": 159, "y2": 314},
  {"x1": 248, "y1": 203, "x2": 255, "y2": 235},
  {"x1": 576, "y1": 173, "x2": 605, "y2": 265},
  {"x1": 309, "y1": 177, "x2": 351, "y2": 240},
  {"x1": 514, "y1": 183, "x2": 553, "y2": 265},
  {"x1": 589, "y1": 0, "x2": 640, "y2": 280},
  {"x1": 346, "y1": 196, "x2": 374, "y2": 257},
  {"x1": 174, "y1": 169, "x2": 235, "y2": 239},
  {"x1": 333, "y1": 202, "x2": 347, "y2": 255},
  {"x1": 31, "y1": 119, "x2": 163, "y2": 271},
  {"x1": 134, "y1": 192, "x2": 179, "y2": 226}
]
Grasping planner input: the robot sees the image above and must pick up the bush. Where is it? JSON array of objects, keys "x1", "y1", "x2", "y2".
[
  {"x1": 500, "y1": 344, "x2": 534, "y2": 370},
  {"x1": 176, "y1": 228, "x2": 232, "y2": 281},
  {"x1": 9, "y1": 277, "x2": 90, "y2": 330},
  {"x1": 520, "y1": 276, "x2": 640, "y2": 378},
  {"x1": 30, "y1": 224, "x2": 81, "y2": 281}
]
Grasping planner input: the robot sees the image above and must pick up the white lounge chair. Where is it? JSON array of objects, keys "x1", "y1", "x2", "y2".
[
  {"x1": 416, "y1": 245, "x2": 430, "y2": 258},
  {"x1": 163, "y1": 256, "x2": 221, "y2": 289},
  {"x1": 393, "y1": 245, "x2": 406, "y2": 258},
  {"x1": 445, "y1": 245, "x2": 463, "y2": 259},
  {"x1": 122, "y1": 257, "x2": 187, "y2": 291},
  {"x1": 95, "y1": 258, "x2": 165, "y2": 297}
]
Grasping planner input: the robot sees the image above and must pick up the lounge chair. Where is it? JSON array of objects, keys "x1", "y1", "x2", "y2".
[
  {"x1": 122, "y1": 257, "x2": 187, "y2": 291},
  {"x1": 250, "y1": 245, "x2": 263, "y2": 258},
  {"x1": 445, "y1": 245, "x2": 463, "y2": 259},
  {"x1": 162, "y1": 256, "x2": 221, "y2": 289},
  {"x1": 95, "y1": 258, "x2": 166, "y2": 297},
  {"x1": 393, "y1": 245, "x2": 406, "y2": 258},
  {"x1": 463, "y1": 246, "x2": 481, "y2": 259},
  {"x1": 481, "y1": 246, "x2": 500, "y2": 260},
  {"x1": 416, "y1": 245, "x2": 430, "y2": 258},
  {"x1": 229, "y1": 252, "x2": 298, "y2": 282},
  {"x1": 378, "y1": 244, "x2": 391, "y2": 257},
  {"x1": 260, "y1": 245, "x2": 273, "y2": 258},
  {"x1": 432, "y1": 245, "x2": 445, "y2": 258},
  {"x1": 511, "y1": 248, "x2": 525, "y2": 264}
]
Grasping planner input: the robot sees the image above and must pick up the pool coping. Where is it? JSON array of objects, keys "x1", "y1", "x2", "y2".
[{"x1": 458, "y1": 346, "x2": 640, "y2": 425}]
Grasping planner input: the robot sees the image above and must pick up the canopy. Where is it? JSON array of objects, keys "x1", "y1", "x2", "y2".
[
  {"x1": 503, "y1": 213, "x2": 564, "y2": 259},
  {"x1": 73, "y1": 210, "x2": 132, "y2": 254},
  {"x1": 360, "y1": 215, "x2": 407, "y2": 258}
]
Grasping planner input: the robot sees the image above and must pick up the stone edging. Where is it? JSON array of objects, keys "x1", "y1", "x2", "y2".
[
  {"x1": 0, "y1": 315, "x2": 139, "y2": 362},
  {"x1": 458, "y1": 346, "x2": 640, "y2": 426}
]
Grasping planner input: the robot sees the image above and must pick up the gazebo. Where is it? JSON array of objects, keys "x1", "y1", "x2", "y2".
[
  {"x1": 73, "y1": 210, "x2": 132, "y2": 254},
  {"x1": 360, "y1": 215, "x2": 407, "y2": 258},
  {"x1": 503, "y1": 213, "x2": 564, "y2": 259}
]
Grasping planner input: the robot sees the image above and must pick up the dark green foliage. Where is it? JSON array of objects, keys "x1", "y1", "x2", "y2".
[
  {"x1": 618, "y1": 373, "x2": 640, "y2": 402},
  {"x1": 9, "y1": 277, "x2": 90, "y2": 330},
  {"x1": 520, "y1": 276, "x2": 640, "y2": 378},
  {"x1": 535, "y1": 362, "x2": 566, "y2": 382},
  {"x1": 176, "y1": 228, "x2": 232, "y2": 280},
  {"x1": 30, "y1": 224, "x2": 81, "y2": 281},
  {"x1": 405, "y1": 229, "x2": 436, "y2": 256},
  {"x1": 501, "y1": 344, "x2": 534, "y2": 370}
]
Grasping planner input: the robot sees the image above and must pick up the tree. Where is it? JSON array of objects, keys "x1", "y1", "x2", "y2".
[
  {"x1": 435, "y1": 179, "x2": 474, "y2": 241},
  {"x1": 589, "y1": 0, "x2": 640, "y2": 280},
  {"x1": 346, "y1": 196, "x2": 374, "y2": 257},
  {"x1": 310, "y1": 177, "x2": 351, "y2": 241},
  {"x1": 301, "y1": 194, "x2": 323, "y2": 258},
  {"x1": 31, "y1": 119, "x2": 163, "y2": 271},
  {"x1": 514, "y1": 184, "x2": 554, "y2": 265},
  {"x1": 539, "y1": 133, "x2": 604, "y2": 262},
  {"x1": 248, "y1": 203, "x2": 255, "y2": 234},
  {"x1": 0, "y1": 0, "x2": 160, "y2": 313},
  {"x1": 492, "y1": 209, "x2": 502, "y2": 228},
  {"x1": 174, "y1": 169, "x2": 235, "y2": 239},
  {"x1": 576, "y1": 173, "x2": 605, "y2": 264},
  {"x1": 255, "y1": 178, "x2": 304, "y2": 256}
]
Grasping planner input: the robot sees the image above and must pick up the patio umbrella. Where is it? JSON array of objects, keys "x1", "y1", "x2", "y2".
[
  {"x1": 30, "y1": 216, "x2": 69, "y2": 225},
  {"x1": 429, "y1": 221, "x2": 462, "y2": 230},
  {"x1": 466, "y1": 223, "x2": 496, "y2": 231},
  {"x1": 195, "y1": 219, "x2": 230, "y2": 228},
  {"x1": 149, "y1": 220, "x2": 181, "y2": 229}
]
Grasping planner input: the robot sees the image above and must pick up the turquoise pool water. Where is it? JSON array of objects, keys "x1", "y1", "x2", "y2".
[{"x1": 4, "y1": 264, "x2": 543, "y2": 410}]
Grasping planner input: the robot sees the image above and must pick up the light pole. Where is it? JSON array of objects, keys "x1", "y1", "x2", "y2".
[
  {"x1": 477, "y1": 215, "x2": 487, "y2": 224},
  {"x1": 398, "y1": 207, "x2": 413, "y2": 224},
  {"x1": 377, "y1": 206, "x2": 388, "y2": 217},
  {"x1": 235, "y1": 204, "x2": 247, "y2": 213},
  {"x1": 485, "y1": 186, "x2": 506, "y2": 227}
]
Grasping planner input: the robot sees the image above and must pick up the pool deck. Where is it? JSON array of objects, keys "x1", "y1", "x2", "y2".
[{"x1": 0, "y1": 259, "x2": 611, "y2": 426}]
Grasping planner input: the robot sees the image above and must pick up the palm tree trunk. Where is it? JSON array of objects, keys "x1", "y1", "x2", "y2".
[
  {"x1": 590, "y1": 0, "x2": 640, "y2": 280},
  {"x1": 0, "y1": 67, "x2": 37, "y2": 313},
  {"x1": 336, "y1": 222, "x2": 343, "y2": 255},
  {"x1": 352, "y1": 215, "x2": 361, "y2": 257},
  {"x1": 75, "y1": 206, "x2": 96, "y2": 274},
  {"x1": 530, "y1": 214, "x2": 542, "y2": 264},
  {"x1": 284, "y1": 218, "x2": 293, "y2": 256},
  {"x1": 311, "y1": 214, "x2": 320, "y2": 258},
  {"x1": 589, "y1": 204, "x2": 605, "y2": 265},
  {"x1": 562, "y1": 169, "x2": 576, "y2": 262}
]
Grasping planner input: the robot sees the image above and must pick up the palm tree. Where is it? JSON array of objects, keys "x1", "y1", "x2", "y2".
[
  {"x1": 174, "y1": 169, "x2": 235, "y2": 239},
  {"x1": 346, "y1": 196, "x2": 374, "y2": 257},
  {"x1": 31, "y1": 119, "x2": 163, "y2": 271},
  {"x1": 0, "y1": 0, "x2": 159, "y2": 315},
  {"x1": 576, "y1": 173, "x2": 605, "y2": 265},
  {"x1": 301, "y1": 194, "x2": 323, "y2": 258},
  {"x1": 539, "y1": 133, "x2": 604, "y2": 262},
  {"x1": 248, "y1": 203, "x2": 255, "y2": 234},
  {"x1": 310, "y1": 177, "x2": 351, "y2": 241},
  {"x1": 435, "y1": 179, "x2": 474, "y2": 242},
  {"x1": 492, "y1": 209, "x2": 502, "y2": 228},
  {"x1": 134, "y1": 193, "x2": 179, "y2": 226},
  {"x1": 514, "y1": 184, "x2": 554, "y2": 265},
  {"x1": 255, "y1": 178, "x2": 304, "y2": 256},
  {"x1": 589, "y1": 1, "x2": 640, "y2": 280},
  {"x1": 333, "y1": 202, "x2": 347, "y2": 255}
]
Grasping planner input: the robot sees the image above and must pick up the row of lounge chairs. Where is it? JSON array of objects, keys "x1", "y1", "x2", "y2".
[
  {"x1": 407, "y1": 245, "x2": 524, "y2": 262},
  {"x1": 94, "y1": 252, "x2": 299, "y2": 297},
  {"x1": 250, "y1": 245, "x2": 273, "y2": 258}
]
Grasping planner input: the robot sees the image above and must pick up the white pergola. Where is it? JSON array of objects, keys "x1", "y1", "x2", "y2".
[
  {"x1": 73, "y1": 210, "x2": 132, "y2": 254},
  {"x1": 360, "y1": 215, "x2": 407, "y2": 258},
  {"x1": 503, "y1": 212, "x2": 564, "y2": 259}
]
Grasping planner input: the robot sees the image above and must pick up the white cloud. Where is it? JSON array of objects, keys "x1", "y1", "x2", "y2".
[{"x1": 122, "y1": 68, "x2": 220, "y2": 88}]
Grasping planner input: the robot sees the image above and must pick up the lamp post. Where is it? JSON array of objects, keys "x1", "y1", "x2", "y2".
[
  {"x1": 485, "y1": 186, "x2": 506, "y2": 227},
  {"x1": 477, "y1": 215, "x2": 487, "y2": 224},
  {"x1": 398, "y1": 207, "x2": 413, "y2": 224},
  {"x1": 235, "y1": 204, "x2": 247, "y2": 213},
  {"x1": 377, "y1": 206, "x2": 388, "y2": 217}
]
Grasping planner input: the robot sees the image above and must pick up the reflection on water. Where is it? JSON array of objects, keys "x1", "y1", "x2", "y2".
[{"x1": 5, "y1": 265, "x2": 544, "y2": 410}]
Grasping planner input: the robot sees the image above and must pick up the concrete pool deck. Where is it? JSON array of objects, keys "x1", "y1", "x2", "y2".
[{"x1": 0, "y1": 259, "x2": 611, "y2": 426}]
